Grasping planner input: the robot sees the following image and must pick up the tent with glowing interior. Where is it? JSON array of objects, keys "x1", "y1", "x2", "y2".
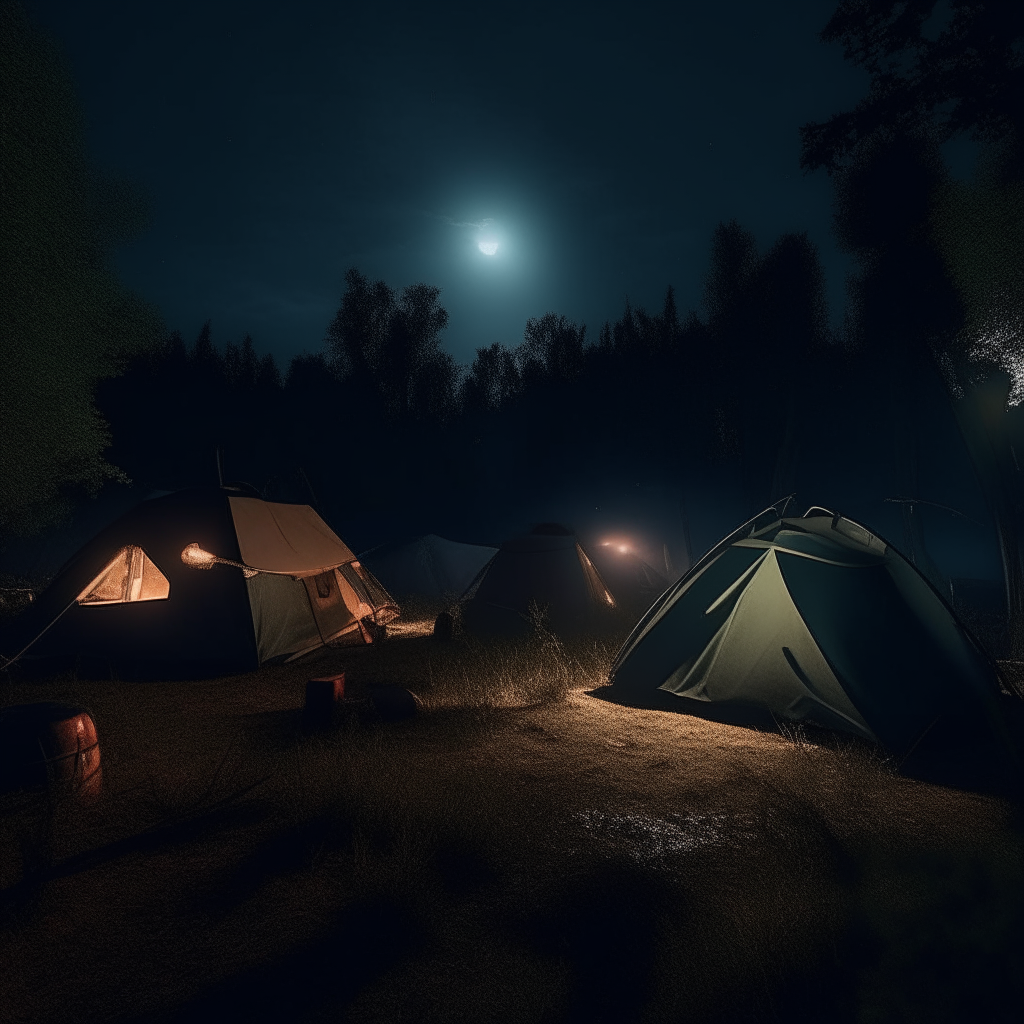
[
  {"x1": 607, "y1": 502, "x2": 1019, "y2": 773},
  {"x1": 0, "y1": 486, "x2": 399, "y2": 679},
  {"x1": 358, "y1": 534, "x2": 499, "y2": 601},
  {"x1": 458, "y1": 524, "x2": 618, "y2": 636}
]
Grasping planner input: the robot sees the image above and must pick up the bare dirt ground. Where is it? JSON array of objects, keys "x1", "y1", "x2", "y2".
[{"x1": 1, "y1": 611, "x2": 1022, "y2": 1023}]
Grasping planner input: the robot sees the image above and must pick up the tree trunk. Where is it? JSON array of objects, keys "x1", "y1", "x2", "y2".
[{"x1": 951, "y1": 372, "x2": 1024, "y2": 659}]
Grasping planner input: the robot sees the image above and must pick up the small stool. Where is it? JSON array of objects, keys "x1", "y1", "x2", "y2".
[{"x1": 304, "y1": 672, "x2": 346, "y2": 727}]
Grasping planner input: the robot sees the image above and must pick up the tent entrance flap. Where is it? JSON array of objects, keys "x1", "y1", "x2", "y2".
[
  {"x1": 303, "y1": 570, "x2": 358, "y2": 642},
  {"x1": 246, "y1": 573, "x2": 323, "y2": 663},
  {"x1": 658, "y1": 548, "x2": 875, "y2": 741}
]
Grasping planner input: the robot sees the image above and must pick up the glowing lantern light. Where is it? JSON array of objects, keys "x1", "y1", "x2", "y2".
[
  {"x1": 181, "y1": 543, "x2": 217, "y2": 569},
  {"x1": 180, "y1": 543, "x2": 258, "y2": 577}
]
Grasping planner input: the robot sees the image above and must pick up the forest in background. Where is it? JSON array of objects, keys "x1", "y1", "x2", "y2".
[{"x1": 2, "y1": 0, "x2": 1022, "y2": 653}]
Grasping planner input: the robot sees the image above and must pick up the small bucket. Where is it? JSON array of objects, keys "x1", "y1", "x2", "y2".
[{"x1": 0, "y1": 702, "x2": 102, "y2": 802}]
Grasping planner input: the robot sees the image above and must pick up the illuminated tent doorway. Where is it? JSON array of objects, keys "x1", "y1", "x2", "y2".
[
  {"x1": 2, "y1": 486, "x2": 398, "y2": 678},
  {"x1": 608, "y1": 504, "x2": 1016, "y2": 765},
  {"x1": 358, "y1": 534, "x2": 499, "y2": 601},
  {"x1": 458, "y1": 524, "x2": 618, "y2": 636}
]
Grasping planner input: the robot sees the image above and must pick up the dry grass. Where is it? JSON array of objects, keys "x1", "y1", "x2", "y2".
[{"x1": 1, "y1": 612, "x2": 1022, "y2": 1024}]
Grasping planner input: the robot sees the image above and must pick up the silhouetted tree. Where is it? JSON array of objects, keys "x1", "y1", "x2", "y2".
[
  {"x1": 324, "y1": 268, "x2": 454, "y2": 426},
  {"x1": 519, "y1": 313, "x2": 587, "y2": 384},
  {"x1": 801, "y1": 0, "x2": 1023, "y2": 176},
  {"x1": 225, "y1": 334, "x2": 259, "y2": 390},
  {"x1": 803, "y1": 1, "x2": 1024, "y2": 647},
  {"x1": 0, "y1": 0, "x2": 162, "y2": 535},
  {"x1": 700, "y1": 221, "x2": 761, "y2": 461},
  {"x1": 660, "y1": 286, "x2": 680, "y2": 352},
  {"x1": 462, "y1": 343, "x2": 520, "y2": 414}
]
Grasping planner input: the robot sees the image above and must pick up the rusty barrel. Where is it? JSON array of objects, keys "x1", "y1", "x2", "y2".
[{"x1": 0, "y1": 702, "x2": 102, "y2": 802}]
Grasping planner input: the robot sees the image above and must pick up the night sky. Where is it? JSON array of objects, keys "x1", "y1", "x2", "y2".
[{"x1": 25, "y1": 0, "x2": 871, "y2": 368}]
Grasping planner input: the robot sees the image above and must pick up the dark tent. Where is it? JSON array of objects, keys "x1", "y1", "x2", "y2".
[
  {"x1": 1, "y1": 486, "x2": 398, "y2": 678},
  {"x1": 608, "y1": 503, "x2": 1018, "y2": 772},
  {"x1": 359, "y1": 534, "x2": 499, "y2": 600},
  {"x1": 587, "y1": 543, "x2": 669, "y2": 622},
  {"x1": 459, "y1": 524, "x2": 617, "y2": 636}
]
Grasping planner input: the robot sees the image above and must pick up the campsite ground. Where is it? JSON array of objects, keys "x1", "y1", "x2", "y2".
[{"x1": 1, "y1": 607, "x2": 1022, "y2": 1024}]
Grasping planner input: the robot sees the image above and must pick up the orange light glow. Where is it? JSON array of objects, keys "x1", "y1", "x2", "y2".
[
  {"x1": 181, "y1": 543, "x2": 217, "y2": 569},
  {"x1": 78, "y1": 546, "x2": 170, "y2": 604},
  {"x1": 181, "y1": 542, "x2": 258, "y2": 577}
]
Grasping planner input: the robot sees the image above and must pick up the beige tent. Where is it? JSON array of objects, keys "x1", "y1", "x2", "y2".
[{"x1": 3, "y1": 486, "x2": 399, "y2": 678}]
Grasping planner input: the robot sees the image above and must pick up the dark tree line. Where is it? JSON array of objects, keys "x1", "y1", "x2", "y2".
[
  {"x1": 800, "y1": 0, "x2": 1024, "y2": 655},
  {"x1": 0, "y1": 0, "x2": 162, "y2": 536},
  {"x1": 6, "y1": 0, "x2": 1021, "y2": 651},
  {"x1": 96, "y1": 220, "x2": 835, "y2": 553}
]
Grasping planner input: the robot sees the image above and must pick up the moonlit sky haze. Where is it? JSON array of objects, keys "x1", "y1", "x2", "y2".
[{"x1": 26, "y1": 0, "x2": 873, "y2": 367}]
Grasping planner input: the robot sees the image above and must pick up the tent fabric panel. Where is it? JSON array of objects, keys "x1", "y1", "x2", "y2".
[
  {"x1": 660, "y1": 549, "x2": 874, "y2": 740},
  {"x1": 337, "y1": 562, "x2": 400, "y2": 626},
  {"x1": 791, "y1": 515, "x2": 889, "y2": 558},
  {"x1": 361, "y1": 535, "x2": 499, "y2": 599},
  {"x1": 587, "y1": 548, "x2": 669, "y2": 620},
  {"x1": 469, "y1": 546, "x2": 594, "y2": 634},
  {"x1": 777, "y1": 552, "x2": 981, "y2": 753},
  {"x1": 302, "y1": 570, "x2": 358, "y2": 642},
  {"x1": 228, "y1": 497, "x2": 355, "y2": 576},
  {"x1": 611, "y1": 545, "x2": 766, "y2": 694},
  {"x1": 13, "y1": 488, "x2": 259, "y2": 676},
  {"x1": 475, "y1": 545, "x2": 589, "y2": 613},
  {"x1": 247, "y1": 572, "x2": 324, "y2": 663}
]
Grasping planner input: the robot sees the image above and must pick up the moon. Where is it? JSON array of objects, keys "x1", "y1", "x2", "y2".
[{"x1": 478, "y1": 240, "x2": 498, "y2": 256}]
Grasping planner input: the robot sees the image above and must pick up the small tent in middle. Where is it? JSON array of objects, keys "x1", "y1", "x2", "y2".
[
  {"x1": 459, "y1": 524, "x2": 617, "y2": 636},
  {"x1": 359, "y1": 534, "x2": 499, "y2": 601}
]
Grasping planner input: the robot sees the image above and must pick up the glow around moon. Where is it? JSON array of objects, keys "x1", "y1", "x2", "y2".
[{"x1": 478, "y1": 240, "x2": 499, "y2": 256}]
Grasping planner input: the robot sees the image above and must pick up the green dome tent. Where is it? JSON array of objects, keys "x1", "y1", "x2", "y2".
[{"x1": 609, "y1": 503, "x2": 1017, "y2": 767}]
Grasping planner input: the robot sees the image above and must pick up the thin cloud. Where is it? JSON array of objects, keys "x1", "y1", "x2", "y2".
[{"x1": 427, "y1": 213, "x2": 495, "y2": 230}]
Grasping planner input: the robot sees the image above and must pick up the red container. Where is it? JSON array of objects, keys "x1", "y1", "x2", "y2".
[
  {"x1": 45, "y1": 712, "x2": 103, "y2": 802},
  {"x1": 0, "y1": 702, "x2": 102, "y2": 802},
  {"x1": 305, "y1": 673, "x2": 345, "y2": 716}
]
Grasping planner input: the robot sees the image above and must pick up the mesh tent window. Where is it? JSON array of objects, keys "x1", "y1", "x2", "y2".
[
  {"x1": 338, "y1": 562, "x2": 400, "y2": 626},
  {"x1": 77, "y1": 546, "x2": 170, "y2": 605}
]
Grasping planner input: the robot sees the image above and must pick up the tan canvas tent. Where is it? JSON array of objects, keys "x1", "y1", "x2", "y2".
[
  {"x1": 2, "y1": 486, "x2": 398, "y2": 678},
  {"x1": 609, "y1": 503, "x2": 1017, "y2": 766}
]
